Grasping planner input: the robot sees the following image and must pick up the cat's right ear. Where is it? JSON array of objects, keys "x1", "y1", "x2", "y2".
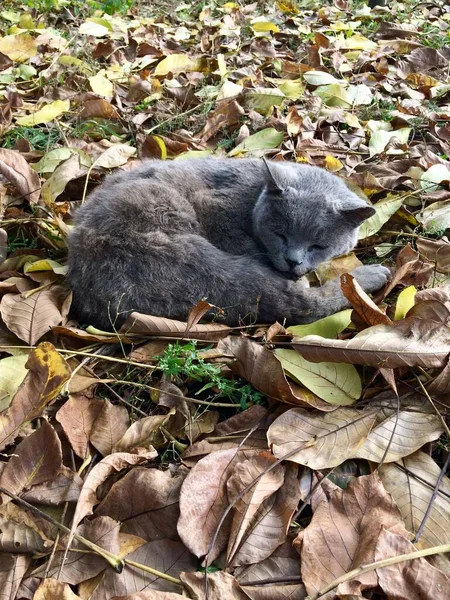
[
  {"x1": 262, "y1": 157, "x2": 283, "y2": 195},
  {"x1": 341, "y1": 204, "x2": 375, "y2": 225}
]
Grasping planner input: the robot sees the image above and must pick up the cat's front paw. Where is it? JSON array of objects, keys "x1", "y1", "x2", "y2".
[{"x1": 350, "y1": 264, "x2": 391, "y2": 293}]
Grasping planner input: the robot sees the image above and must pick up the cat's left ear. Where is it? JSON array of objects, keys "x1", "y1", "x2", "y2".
[
  {"x1": 262, "y1": 157, "x2": 284, "y2": 195},
  {"x1": 341, "y1": 203, "x2": 375, "y2": 225}
]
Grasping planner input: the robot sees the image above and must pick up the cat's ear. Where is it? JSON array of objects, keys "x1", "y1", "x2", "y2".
[
  {"x1": 341, "y1": 204, "x2": 375, "y2": 225},
  {"x1": 262, "y1": 157, "x2": 283, "y2": 195}
]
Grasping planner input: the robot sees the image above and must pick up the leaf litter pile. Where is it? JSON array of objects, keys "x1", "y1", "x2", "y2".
[{"x1": 1, "y1": 0, "x2": 450, "y2": 598}]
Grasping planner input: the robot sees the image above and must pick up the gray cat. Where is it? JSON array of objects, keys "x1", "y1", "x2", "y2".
[{"x1": 67, "y1": 158, "x2": 390, "y2": 330}]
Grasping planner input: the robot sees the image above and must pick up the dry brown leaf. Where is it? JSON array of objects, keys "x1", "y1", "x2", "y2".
[
  {"x1": 0, "y1": 553, "x2": 30, "y2": 600},
  {"x1": 355, "y1": 409, "x2": 445, "y2": 463},
  {"x1": 236, "y1": 539, "x2": 305, "y2": 600},
  {"x1": 95, "y1": 467, "x2": 185, "y2": 542},
  {"x1": 267, "y1": 407, "x2": 377, "y2": 469},
  {"x1": 378, "y1": 244, "x2": 433, "y2": 300},
  {"x1": 0, "y1": 420, "x2": 62, "y2": 503},
  {"x1": 34, "y1": 578, "x2": 82, "y2": 599},
  {"x1": 120, "y1": 311, "x2": 231, "y2": 341},
  {"x1": 341, "y1": 273, "x2": 391, "y2": 326},
  {"x1": 114, "y1": 414, "x2": 169, "y2": 453},
  {"x1": 72, "y1": 451, "x2": 157, "y2": 533},
  {"x1": 180, "y1": 571, "x2": 249, "y2": 600},
  {"x1": 0, "y1": 147, "x2": 41, "y2": 204},
  {"x1": 380, "y1": 451, "x2": 450, "y2": 548},
  {"x1": 0, "y1": 342, "x2": 70, "y2": 451},
  {"x1": 90, "y1": 539, "x2": 195, "y2": 600},
  {"x1": 228, "y1": 461, "x2": 301, "y2": 568},
  {"x1": 89, "y1": 400, "x2": 130, "y2": 456},
  {"x1": 40, "y1": 516, "x2": 121, "y2": 584},
  {"x1": 56, "y1": 394, "x2": 106, "y2": 459},
  {"x1": 217, "y1": 336, "x2": 332, "y2": 409},
  {"x1": 0, "y1": 503, "x2": 54, "y2": 553},
  {"x1": 226, "y1": 452, "x2": 285, "y2": 566},
  {"x1": 21, "y1": 466, "x2": 82, "y2": 505},
  {"x1": 417, "y1": 237, "x2": 450, "y2": 274},
  {"x1": 182, "y1": 405, "x2": 270, "y2": 464},
  {"x1": 111, "y1": 593, "x2": 186, "y2": 600},
  {"x1": 299, "y1": 472, "x2": 405, "y2": 598},
  {"x1": 292, "y1": 299, "x2": 450, "y2": 368},
  {"x1": 177, "y1": 448, "x2": 240, "y2": 560},
  {"x1": 0, "y1": 285, "x2": 69, "y2": 345},
  {"x1": 375, "y1": 528, "x2": 450, "y2": 600}
]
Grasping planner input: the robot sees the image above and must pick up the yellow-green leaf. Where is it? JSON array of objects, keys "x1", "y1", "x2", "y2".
[
  {"x1": 0, "y1": 354, "x2": 29, "y2": 412},
  {"x1": 303, "y1": 71, "x2": 343, "y2": 86},
  {"x1": 150, "y1": 136, "x2": 167, "y2": 160},
  {"x1": 313, "y1": 83, "x2": 351, "y2": 107},
  {"x1": 228, "y1": 128, "x2": 284, "y2": 156},
  {"x1": 277, "y1": 79, "x2": 304, "y2": 100},
  {"x1": 245, "y1": 87, "x2": 285, "y2": 113},
  {"x1": 358, "y1": 194, "x2": 404, "y2": 240},
  {"x1": 339, "y1": 33, "x2": 377, "y2": 50},
  {"x1": 24, "y1": 259, "x2": 67, "y2": 275},
  {"x1": 32, "y1": 148, "x2": 74, "y2": 174},
  {"x1": 0, "y1": 33, "x2": 37, "y2": 62},
  {"x1": 369, "y1": 128, "x2": 411, "y2": 156},
  {"x1": 88, "y1": 73, "x2": 114, "y2": 97},
  {"x1": 154, "y1": 54, "x2": 201, "y2": 76},
  {"x1": 16, "y1": 100, "x2": 70, "y2": 127},
  {"x1": 79, "y1": 19, "x2": 111, "y2": 37},
  {"x1": 288, "y1": 310, "x2": 352, "y2": 339},
  {"x1": 251, "y1": 20, "x2": 280, "y2": 33},
  {"x1": 275, "y1": 349, "x2": 361, "y2": 405},
  {"x1": 394, "y1": 286, "x2": 417, "y2": 321}
]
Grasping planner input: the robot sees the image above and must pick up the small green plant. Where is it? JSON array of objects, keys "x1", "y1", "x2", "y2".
[
  {"x1": 157, "y1": 341, "x2": 264, "y2": 409},
  {"x1": 2, "y1": 126, "x2": 62, "y2": 152}
]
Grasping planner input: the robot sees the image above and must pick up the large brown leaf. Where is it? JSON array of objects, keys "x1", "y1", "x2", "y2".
[
  {"x1": 34, "y1": 579, "x2": 82, "y2": 599},
  {"x1": 417, "y1": 237, "x2": 450, "y2": 274},
  {"x1": 292, "y1": 300, "x2": 450, "y2": 368},
  {"x1": 0, "y1": 553, "x2": 30, "y2": 600},
  {"x1": 299, "y1": 472, "x2": 405, "y2": 598},
  {"x1": 56, "y1": 394, "x2": 106, "y2": 459},
  {"x1": 0, "y1": 148, "x2": 41, "y2": 204},
  {"x1": 0, "y1": 285, "x2": 69, "y2": 345},
  {"x1": 0, "y1": 420, "x2": 62, "y2": 503},
  {"x1": 120, "y1": 312, "x2": 231, "y2": 341},
  {"x1": 95, "y1": 467, "x2": 184, "y2": 541},
  {"x1": 0, "y1": 342, "x2": 70, "y2": 451},
  {"x1": 180, "y1": 571, "x2": 249, "y2": 600}
]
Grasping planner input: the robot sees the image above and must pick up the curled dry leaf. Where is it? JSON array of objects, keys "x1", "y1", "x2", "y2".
[
  {"x1": 378, "y1": 244, "x2": 433, "y2": 300},
  {"x1": 355, "y1": 409, "x2": 445, "y2": 463},
  {"x1": 178, "y1": 448, "x2": 241, "y2": 560},
  {"x1": 90, "y1": 539, "x2": 195, "y2": 599},
  {"x1": 95, "y1": 467, "x2": 185, "y2": 542},
  {"x1": 292, "y1": 299, "x2": 450, "y2": 368},
  {"x1": 380, "y1": 451, "x2": 450, "y2": 548},
  {"x1": 180, "y1": 571, "x2": 249, "y2": 600},
  {"x1": 228, "y1": 460, "x2": 301, "y2": 568},
  {"x1": 0, "y1": 342, "x2": 70, "y2": 451},
  {"x1": 71, "y1": 450, "x2": 157, "y2": 533},
  {"x1": 34, "y1": 578, "x2": 82, "y2": 599},
  {"x1": 299, "y1": 472, "x2": 405, "y2": 598},
  {"x1": 267, "y1": 407, "x2": 377, "y2": 469},
  {"x1": 0, "y1": 420, "x2": 62, "y2": 503},
  {"x1": 0, "y1": 554, "x2": 30, "y2": 600},
  {"x1": 217, "y1": 336, "x2": 332, "y2": 410},
  {"x1": 120, "y1": 311, "x2": 231, "y2": 341},
  {"x1": 114, "y1": 414, "x2": 169, "y2": 453},
  {"x1": 341, "y1": 273, "x2": 391, "y2": 326},
  {"x1": 0, "y1": 147, "x2": 41, "y2": 204},
  {"x1": 417, "y1": 237, "x2": 450, "y2": 274},
  {"x1": 375, "y1": 528, "x2": 450, "y2": 600},
  {"x1": 0, "y1": 285, "x2": 70, "y2": 345}
]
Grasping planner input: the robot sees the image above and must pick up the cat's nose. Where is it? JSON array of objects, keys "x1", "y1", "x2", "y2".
[{"x1": 286, "y1": 258, "x2": 302, "y2": 270}]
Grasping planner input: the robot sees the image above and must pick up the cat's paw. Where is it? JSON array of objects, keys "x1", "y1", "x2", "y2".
[{"x1": 350, "y1": 264, "x2": 391, "y2": 293}]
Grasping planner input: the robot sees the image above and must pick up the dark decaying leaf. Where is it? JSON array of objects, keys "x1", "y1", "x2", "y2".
[{"x1": 0, "y1": 147, "x2": 41, "y2": 204}]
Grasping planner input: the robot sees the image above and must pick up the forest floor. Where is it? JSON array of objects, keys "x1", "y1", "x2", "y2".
[{"x1": 0, "y1": 1, "x2": 450, "y2": 599}]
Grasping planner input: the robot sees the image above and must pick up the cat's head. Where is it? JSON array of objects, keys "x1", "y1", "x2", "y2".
[{"x1": 252, "y1": 161, "x2": 375, "y2": 277}]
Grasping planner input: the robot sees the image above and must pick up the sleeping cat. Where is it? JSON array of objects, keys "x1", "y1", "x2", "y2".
[{"x1": 67, "y1": 158, "x2": 390, "y2": 330}]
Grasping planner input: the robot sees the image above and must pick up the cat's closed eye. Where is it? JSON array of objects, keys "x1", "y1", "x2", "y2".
[
  {"x1": 276, "y1": 233, "x2": 287, "y2": 243},
  {"x1": 310, "y1": 244, "x2": 327, "y2": 251}
]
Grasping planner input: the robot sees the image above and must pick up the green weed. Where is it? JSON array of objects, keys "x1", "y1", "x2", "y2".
[{"x1": 2, "y1": 126, "x2": 62, "y2": 151}]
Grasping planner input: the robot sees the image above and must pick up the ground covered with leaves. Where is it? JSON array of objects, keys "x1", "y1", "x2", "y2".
[{"x1": 0, "y1": 0, "x2": 450, "y2": 598}]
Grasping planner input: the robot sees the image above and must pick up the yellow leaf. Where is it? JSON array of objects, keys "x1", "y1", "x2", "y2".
[
  {"x1": 16, "y1": 99, "x2": 70, "y2": 126},
  {"x1": 89, "y1": 73, "x2": 114, "y2": 97},
  {"x1": 278, "y1": 79, "x2": 304, "y2": 100},
  {"x1": 345, "y1": 113, "x2": 362, "y2": 128},
  {"x1": 19, "y1": 14, "x2": 34, "y2": 29},
  {"x1": 277, "y1": 0, "x2": 299, "y2": 14},
  {"x1": 24, "y1": 259, "x2": 67, "y2": 275},
  {"x1": 339, "y1": 33, "x2": 377, "y2": 50},
  {"x1": 79, "y1": 18, "x2": 112, "y2": 36},
  {"x1": 154, "y1": 54, "x2": 201, "y2": 76},
  {"x1": 394, "y1": 286, "x2": 417, "y2": 320},
  {"x1": 251, "y1": 20, "x2": 280, "y2": 33},
  {"x1": 150, "y1": 135, "x2": 167, "y2": 160},
  {"x1": 0, "y1": 34, "x2": 37, "y2": 62},
  {"x1": 324, "y1": 155, "x2": 343, "y2": 172}
]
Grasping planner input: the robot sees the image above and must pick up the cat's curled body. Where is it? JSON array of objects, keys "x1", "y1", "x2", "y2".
[{"x1": 67, "y1": 158, "x2": 390, "y2": 330}]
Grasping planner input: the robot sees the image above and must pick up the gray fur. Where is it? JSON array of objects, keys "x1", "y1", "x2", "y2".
[{"x1": 67, "y1": 158, "x2": 390, "y2": 329}]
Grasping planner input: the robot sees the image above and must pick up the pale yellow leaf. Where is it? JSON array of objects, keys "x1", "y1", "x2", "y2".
[
  {"x1": 16, "y1": 100, "x2": 70, "y2": 127},
  {"x1": 0, "y1": 34, "x2": 37, "y2": 61},
  {"x1": 89, "y1": 73, "x2": 114, "y2": 97}
]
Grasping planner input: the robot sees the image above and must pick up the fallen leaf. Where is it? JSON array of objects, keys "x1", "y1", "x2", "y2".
[
  {"x1": 0, "y1": 353, "x2": 28, "y2": 411},
  {"x1": 0, "y1": 34, "x2": 37, "y2": 61},
  {"x1": 417, "y1": 238, "x2": 450, "y2": 274},
  {"x1": 154, "y1": 54, "x2": 201, "y2": 76},
  {"x1": 228, "y1": 128, "x2": 284, "y2": 156},
  {"x1": 16, "y1": 99, "x2": 70, "y2": 127},
  {"x1": 341, "y1": 273, "x2": 391, "y2": 326},
  {"x1": 0, "y1": 148, "x2": 41, "y2": 204},
  {"x1": 358, "y1": 194, "x2": 404, "y2": 239},
  {"x1": 0, "y1": 554, "x2": 30, "y2": 600},
  {"x1": 120, "y1": 312, "x2": 231, "y2": 341},
  {"x1": 89, "y1": 72, "x2": 114, "y2": 97}
]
